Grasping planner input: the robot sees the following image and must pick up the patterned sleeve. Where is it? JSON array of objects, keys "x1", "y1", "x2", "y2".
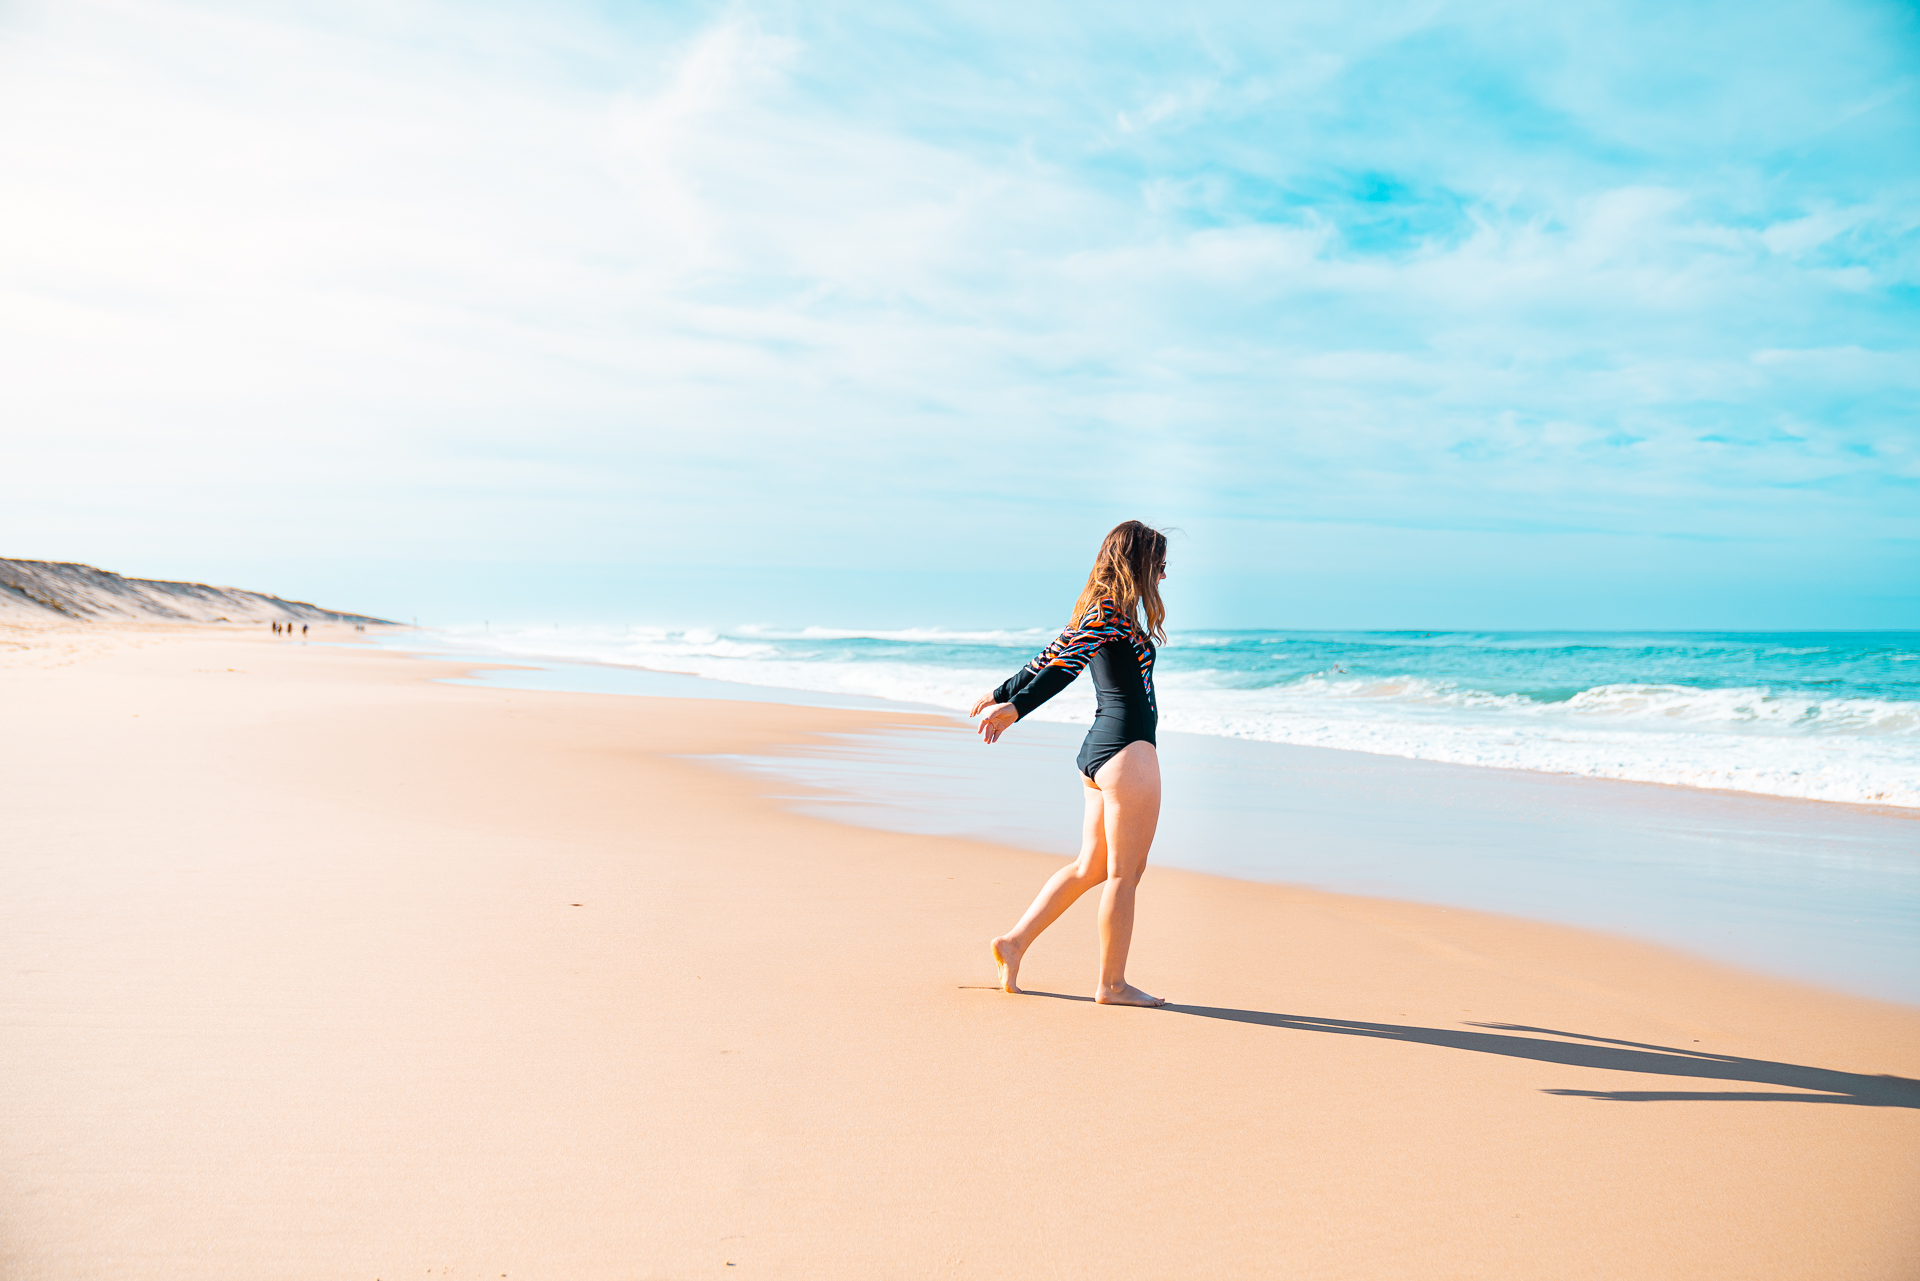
[{"x1": 992, "y1": 599, "x2": 1124, "y2": 718}]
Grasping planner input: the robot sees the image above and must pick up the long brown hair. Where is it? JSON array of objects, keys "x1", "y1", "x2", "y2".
[{"x1": 1069, "y1": 521, "x2": 1168, "y2": 645}]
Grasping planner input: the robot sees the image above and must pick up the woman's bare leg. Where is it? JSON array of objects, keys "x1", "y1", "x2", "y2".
[
  {"x1": 1094, "y1": 741, "x2": 1164, "y2": 1006},
  {"x1": 991, "y1": 778, "x2": 1108, "y2": 993}
]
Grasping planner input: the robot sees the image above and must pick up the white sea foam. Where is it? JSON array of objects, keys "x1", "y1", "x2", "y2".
[
  {"x1": 737, "y1": 624, "x2": 1050, "y2": 646},
  {"x1": 419, "y1": 625, "x2": 1920, "y2": 809},
  {"x1": 1156, "y1": 679, "x2": 1920, "y2": 809}
]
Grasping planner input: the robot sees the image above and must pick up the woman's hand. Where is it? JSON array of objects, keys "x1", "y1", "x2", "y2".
[{"x1": 974, "y1": 701, "x2": 1019, "y2": 744}]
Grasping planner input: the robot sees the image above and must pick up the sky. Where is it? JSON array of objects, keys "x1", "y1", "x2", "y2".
[{"x1": 2, "y1": 0, "x2": 1916, "y2": 628}]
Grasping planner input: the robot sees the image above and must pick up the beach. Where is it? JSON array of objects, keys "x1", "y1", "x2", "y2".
[{"x1": 4, "y1": 623, "x2": 1917, "y2": 1279}]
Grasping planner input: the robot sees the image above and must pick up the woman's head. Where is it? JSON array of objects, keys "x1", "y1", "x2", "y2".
[{"x1": 1071, "y1": 520, "x2": 1169, "y2": 644}]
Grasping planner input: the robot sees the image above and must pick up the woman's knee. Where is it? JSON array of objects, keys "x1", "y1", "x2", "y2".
[{"x1": 1073, "y1": 857, "x2": 1110, "y2": 884}]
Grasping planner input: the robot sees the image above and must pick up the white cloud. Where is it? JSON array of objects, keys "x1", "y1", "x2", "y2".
[{"x1": 0, "y1": 0, "x2": 1914, "y2": 612}]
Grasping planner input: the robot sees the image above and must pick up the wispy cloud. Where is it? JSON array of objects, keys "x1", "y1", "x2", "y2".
[{"x1": 0, "y1": 0, "x2": 1914, "y2": 621}]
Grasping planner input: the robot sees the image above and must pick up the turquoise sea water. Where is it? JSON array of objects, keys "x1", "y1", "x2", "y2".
[{"x1": 419, "y1": 626, "x2": 1920, "y2": 808}]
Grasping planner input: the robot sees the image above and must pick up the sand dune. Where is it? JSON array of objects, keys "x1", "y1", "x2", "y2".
[{"x1": 0, "y1": 557, "x2": 390, "y2": 625}]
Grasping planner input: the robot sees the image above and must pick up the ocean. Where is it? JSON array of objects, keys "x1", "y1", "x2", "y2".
[{"x1": 414, "y1": 625, "x2": 1920, "y2": 809}]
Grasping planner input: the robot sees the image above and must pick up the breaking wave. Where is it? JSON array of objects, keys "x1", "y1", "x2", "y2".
[{"x1": 414, "y1": 624, "x2": 1920, "y2": 809}]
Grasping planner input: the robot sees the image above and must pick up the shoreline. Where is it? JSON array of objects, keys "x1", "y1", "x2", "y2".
[
  {"x1": 21, "y1": 618, "x2": 1910, "y2": 818},
  {"x1": 14, "y1": 623, "x2": 1918, "y2": 994},
  {"x1": 397, "y1": 645, "x2": 1920, "y2": 1005},
  {"x1": 5, "y1": 623, "x2": 1918, "y2": 1277},
  {"x1": 385, "y1": 634, "x2": 1920, "y2": 817}
]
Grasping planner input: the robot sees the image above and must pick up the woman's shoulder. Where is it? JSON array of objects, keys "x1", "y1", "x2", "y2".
[{"x1": 1077, "y1": 596, "x2": 1124, "y2": 628}]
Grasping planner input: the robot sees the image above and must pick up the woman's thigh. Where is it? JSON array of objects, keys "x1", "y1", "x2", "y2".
[
  {"x1": 1076, "y1": 776, "x2": 1108, "y2": 871},
  {"x1": 1093, "y1": 742, "x2": 1161, "y2": 879}
]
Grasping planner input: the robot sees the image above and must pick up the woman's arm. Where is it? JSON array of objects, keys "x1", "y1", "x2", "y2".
[
  {"x1": 989, "y1": 662, "x2": 1043, "y2": 708},
  {"x1": 973, "y1": 600, "x2": 1123, "y2": 734}
]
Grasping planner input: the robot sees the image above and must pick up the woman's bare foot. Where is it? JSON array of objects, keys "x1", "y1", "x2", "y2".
[
  {"x1": 1095, "y1": 982, "x2": 1166, "y2": 1007},
  {"x1": 990, "y1": 936, "x2": 1026, "y2": 994}
]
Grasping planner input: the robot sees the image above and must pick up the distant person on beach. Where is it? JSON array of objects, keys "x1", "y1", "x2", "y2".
[
  {"x1": 301, "y1": 624, "x2": 307, "y2": 636},
  {"x1": 972, "y1": 520, "x2": 1169, "y2": 1007}
]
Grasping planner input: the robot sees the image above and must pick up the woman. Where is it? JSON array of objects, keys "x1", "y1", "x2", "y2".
[{"x1": 972, "y1": 520, "x2": 1169, "y2": 1007}]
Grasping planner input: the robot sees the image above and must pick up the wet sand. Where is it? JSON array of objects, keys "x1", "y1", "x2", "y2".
[
  {"x1": 703, "y1": 714, "x2": 1920, "y2": 1002},
  {"x1": 3, "y1": 623, "x2": 1917, "y2": 1278}
]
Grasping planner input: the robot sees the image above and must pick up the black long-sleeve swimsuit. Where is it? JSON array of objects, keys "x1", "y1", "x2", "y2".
[{"x1": 992, "y1": 596, "x2": 1158, "y2": 780}]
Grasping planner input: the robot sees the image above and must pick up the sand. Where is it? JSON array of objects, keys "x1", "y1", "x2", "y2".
[{"x1": 3, "y1": 623, "x2": 1917, "y2": 1279}]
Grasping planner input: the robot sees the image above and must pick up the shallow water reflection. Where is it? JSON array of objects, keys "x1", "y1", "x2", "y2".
[{"x1": 722, "y1": 721, "x2": 1920, "y2": 1006}]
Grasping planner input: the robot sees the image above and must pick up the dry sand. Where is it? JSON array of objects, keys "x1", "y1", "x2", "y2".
[{"x1": 3, "y1": 623, "x2": 1917, "y2": 1279}]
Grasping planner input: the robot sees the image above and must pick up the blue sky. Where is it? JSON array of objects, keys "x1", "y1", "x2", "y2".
[{"x1": 1, "y1": 0, "x2": 1916, "y2": 627}]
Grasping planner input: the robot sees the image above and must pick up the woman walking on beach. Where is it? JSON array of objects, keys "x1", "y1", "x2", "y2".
[{"x1": 973, "y1": 520, "x2": 1168, "y2": 1007}]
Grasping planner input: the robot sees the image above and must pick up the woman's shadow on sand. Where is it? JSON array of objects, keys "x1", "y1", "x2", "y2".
[{"x1": 1013, "y1": 993, "x2": 1920, "y2": 1108}]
